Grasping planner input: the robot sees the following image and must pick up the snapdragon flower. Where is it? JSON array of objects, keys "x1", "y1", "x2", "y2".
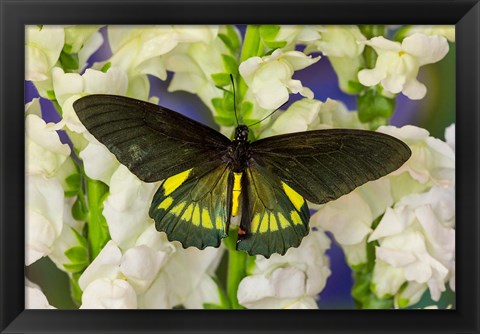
[
  {"x1": 239, "y1": 49, "x2": 320, "y2": 110},
  {"x1": 358, "y1": 33, "x2": 449, "y2": 100},
  {"x1": 105, "y1": 25, "x2": 219, "y2": 100},
  {"x1": 304, "y1": 26, "x2": 366, "y2": 93},
  {"x1": 260, "y1": 98, "x2": 366, "y2": 138},
  {"x1": 25, "y1": 26, "x2": 64, "y2": 83},
  {"x1": 237, "y1": 229, "x2": 331, "y2": 309},
  {"x1": 405, "y1": 25, "x2": 455, "y2": 42},
  {"x1": 25, "y1": 99, "x2": 71, "y2": 265},
  {"x1": 369, "y1": 185, "x2": 455, "y2": 307}
]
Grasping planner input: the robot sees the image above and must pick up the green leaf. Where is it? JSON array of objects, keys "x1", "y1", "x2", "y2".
[
  {"x1": 211, "y1": 97, "x2": 226, "y2": 114},
  {"x1": 259, "y1": 25, "x2": 280, "y2": 40},
  {"x1": 59, "y1": 51, "x2": 79, "y2": 71},
  {"x1": 241, "y1": 101, "x2": 254, "y2": 119},
  {"x1": 221, "y1": 54, "x2": 238, "y2": 76},
  {"x1": 71, "y1": 227, "x2": 87, "y2": 248},
  {"x1": 214, "y1": 115, "x2": 235, "y2": 127},
  {"x1": 72, "y1": 196, "x2": 88, "y2": 221},
  {"x1": 223, "y1": 91, "x2": 234, "y2": 113},
  {"x1": 65, "y1": 246, "x2": 88, "y2": 264},
  {"x1": 357, "y1": 88, "x2": 395, "y2": 127},
  {"x1": 226, "y1": 25, "x2": 241, "y2": 51},
  {"x1": 86, "y1": 178, "x2": 111, "y2": 260},
  {"x1": 263, "y1": 40, "x2": 287, "y2": 49},
  {"x1": 63, "y1": 262, "x2": 88, "y2": 273},
  {"x1": 211, "y1": 73, "x2": 231, "y2": 87},
  {"x1": 66, "y1": 173, "x2": 81, "y2": 191}
]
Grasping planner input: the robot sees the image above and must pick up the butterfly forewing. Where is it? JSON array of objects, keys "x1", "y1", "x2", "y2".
[
  {"x1": 73, "y1": 94, "x2": 231, "y2": 182},
  {"x1": 236, "y1": 164, "x2": 310, "y2": 257},
  {"x1": 149, "y1": 163, "x2": 231, "y2": 249},
  {"x1": 250, "y1": 129, "x2": 411, "y2": 204}
]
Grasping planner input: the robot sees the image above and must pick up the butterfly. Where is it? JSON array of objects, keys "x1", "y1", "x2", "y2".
[{"x1": 73, "y1": 94, "x2": 411, "y2": 258}]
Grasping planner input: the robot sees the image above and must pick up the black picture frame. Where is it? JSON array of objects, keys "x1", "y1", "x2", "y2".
[{"x1": 1, "y1": 0, "x2": 479, "y2": 333}]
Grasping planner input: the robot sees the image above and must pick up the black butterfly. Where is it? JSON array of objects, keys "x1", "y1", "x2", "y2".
[{"x1": 73, "y1": 94, "x2": 411, "y2": 257}]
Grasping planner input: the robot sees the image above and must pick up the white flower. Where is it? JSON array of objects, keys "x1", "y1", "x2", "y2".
[
  {"x1": 311, "y1": 178, "x2": 393, "y2": 266},
  {"x1": 305, "y1": 26, "x2": 366, "y2": 93},
  {"x1": 237, "y1": 229, "x2": 330, "y2": 309},
  {"x1": 52, "y1": 66, "x2": 128, "y2": 134},
  {"x1": 369, "y1": 185, "x2": 455, "y2": 306},
  {"x1": 80, "y1": 278, "x2": 138, "y2": 309},
  {"x1": 25, "y1": 100, "x2": 71, "y2": 266},
  {"x1": 260, "y1": 98, "x2": 366, "y2": 138},
  {"x1": 26, "y1": 174, "x2": 64, "y2": 265},
  {"x1": 78, "y1": 136, "x2": 120, "y2": 184},
  {"x1": 139, "y1": 241, "x2": 222, "y2": 309},
  {"x1": 26, "y1": 114, "x2": 70, "y2": 177},
  {"x1": 358, "y1": 33, "x2": 449, "y2": 99},
  {"x1": 106, "y1": 25, "x2": 218, "y2": 100},
  {"x1": 103, "y1": 165, "x2": 158, "y2": 248},
  {"x1": 164, "y1": 36, "x2": 229, "y2": 111},
  {"x1": 377, "y1": 125, "x2": 455, "y2": 199},
  {"x1": 25, "y1": 280, "x2": 56, "y2": 309},
  {"x1": 405, "y1": 25, "x2": 455, "y2": 42},
  {"x1": 239, "y1": 49, "x2": 320, "y2": 110},
  {"x1": 79, "y1": 237, "x2": 222, "y2": 309},
  {"x1": 25, "y1": 25, "x2": 64, "y2": 82}
]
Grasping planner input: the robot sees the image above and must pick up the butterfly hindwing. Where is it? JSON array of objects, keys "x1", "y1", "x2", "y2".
[
  {"x1": 250, "y1": 129, "x2": 411, "y2": 204},
  {"x1": 236, "y1": 163, "x2": 310, "y2": 257},
  {"x1": 149, "y1": 163, "x2": 231, "y2": 249},
  {"x1": 74, "y1": 94, "x2": 231, "y2": 182}
]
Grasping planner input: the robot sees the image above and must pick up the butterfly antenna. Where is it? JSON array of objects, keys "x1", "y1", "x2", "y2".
[
  {"x1": 247, "y1": 100, "x2": 289, "y2": 127},
  {"x1": 230, "y1": 74, "x2": 240, "y2": 126}
]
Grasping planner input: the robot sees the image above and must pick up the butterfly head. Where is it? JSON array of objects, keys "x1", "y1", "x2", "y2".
[{"x1": 234, "y1": 125, "x2": 249, "y2": 141}]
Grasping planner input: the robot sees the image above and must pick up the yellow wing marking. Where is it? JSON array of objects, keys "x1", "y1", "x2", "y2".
[
  {"x1": 163, "y1": 169, "x2": 193, "y2": 196},
  {"x1": 259, "y1": 214, "x2": 269, "y2": 233},
  {"x1": 202, "y1": 208, "x2": 213, "y2": 229},
  {"x1": 231, "y1": 172, "x2": 242, "y2": 216},
  {"x1": 181, "y1": 204, "x2": 194, "y2": 223},
  {"x1": 269, "y1": 212, "x2": 279, "y2": 231},
  {"x1": 170, "y1": 202, "x2": 186, "y2": 216},
  {"x1": 282, "y1": 182, "x2": 305, "y2": 211},
  {"x1": 158, "y1": 197, "x2": 173, "y2": 210},
  {"x1": 251, "y1": 214, "x2": 261, "y2": 233},
  {"x1": 290, "y1": 211, "x2": 303, "y2": 226},
  {"x1": 192, "y1": 205, "x2": 201, "y2": 226},
  {"x1": 277, "y1": 212, "x2": 291, "y2": 229}
]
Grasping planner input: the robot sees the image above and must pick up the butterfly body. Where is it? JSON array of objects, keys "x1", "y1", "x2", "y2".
[{"x1": 73, "y1": 94, "x2": 411, "y2": 257}]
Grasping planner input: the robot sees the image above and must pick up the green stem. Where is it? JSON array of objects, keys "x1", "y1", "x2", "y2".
[
  {"x1": 223, "y1": 227, "x2": 247, "y2": 309},
  {"x1": 86, "y1": 177, "x2": 110, "y2": 260},
  {"x1": 360, "y1": 25, "x2": 385, "y2": 69}
]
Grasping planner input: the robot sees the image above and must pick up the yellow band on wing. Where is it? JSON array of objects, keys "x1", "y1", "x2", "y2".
[
  {"x1": 231, "y1": 172, "x2": 242, "y2": 216},
  {"x1": 282, "y1": 182, "x2": 305, "y2": 211},
  {"x1": 163, "y1": 169, "x2": 193, "y2": 196}
]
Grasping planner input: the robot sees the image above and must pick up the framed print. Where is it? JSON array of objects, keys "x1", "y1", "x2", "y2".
[{"x1": 1, "y1": 0, "x2": 479, "y2": 333}]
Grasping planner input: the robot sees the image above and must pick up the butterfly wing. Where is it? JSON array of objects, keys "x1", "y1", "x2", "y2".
[
  {"x1": 149, "y1": 163, "x2": 232, "y2": 249},
  {"x1": 73, "y1": 94, "x2": 231, "y2": 182},
  {"x1": 74, "y1": 94, "x2": 233, "y2": 249},
  {"x1": 250, "y1": 129, "x2": 411, "y2": 204},
  {"x1": 236, "y1": 163, "x2": 310, "y2": 257}
]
